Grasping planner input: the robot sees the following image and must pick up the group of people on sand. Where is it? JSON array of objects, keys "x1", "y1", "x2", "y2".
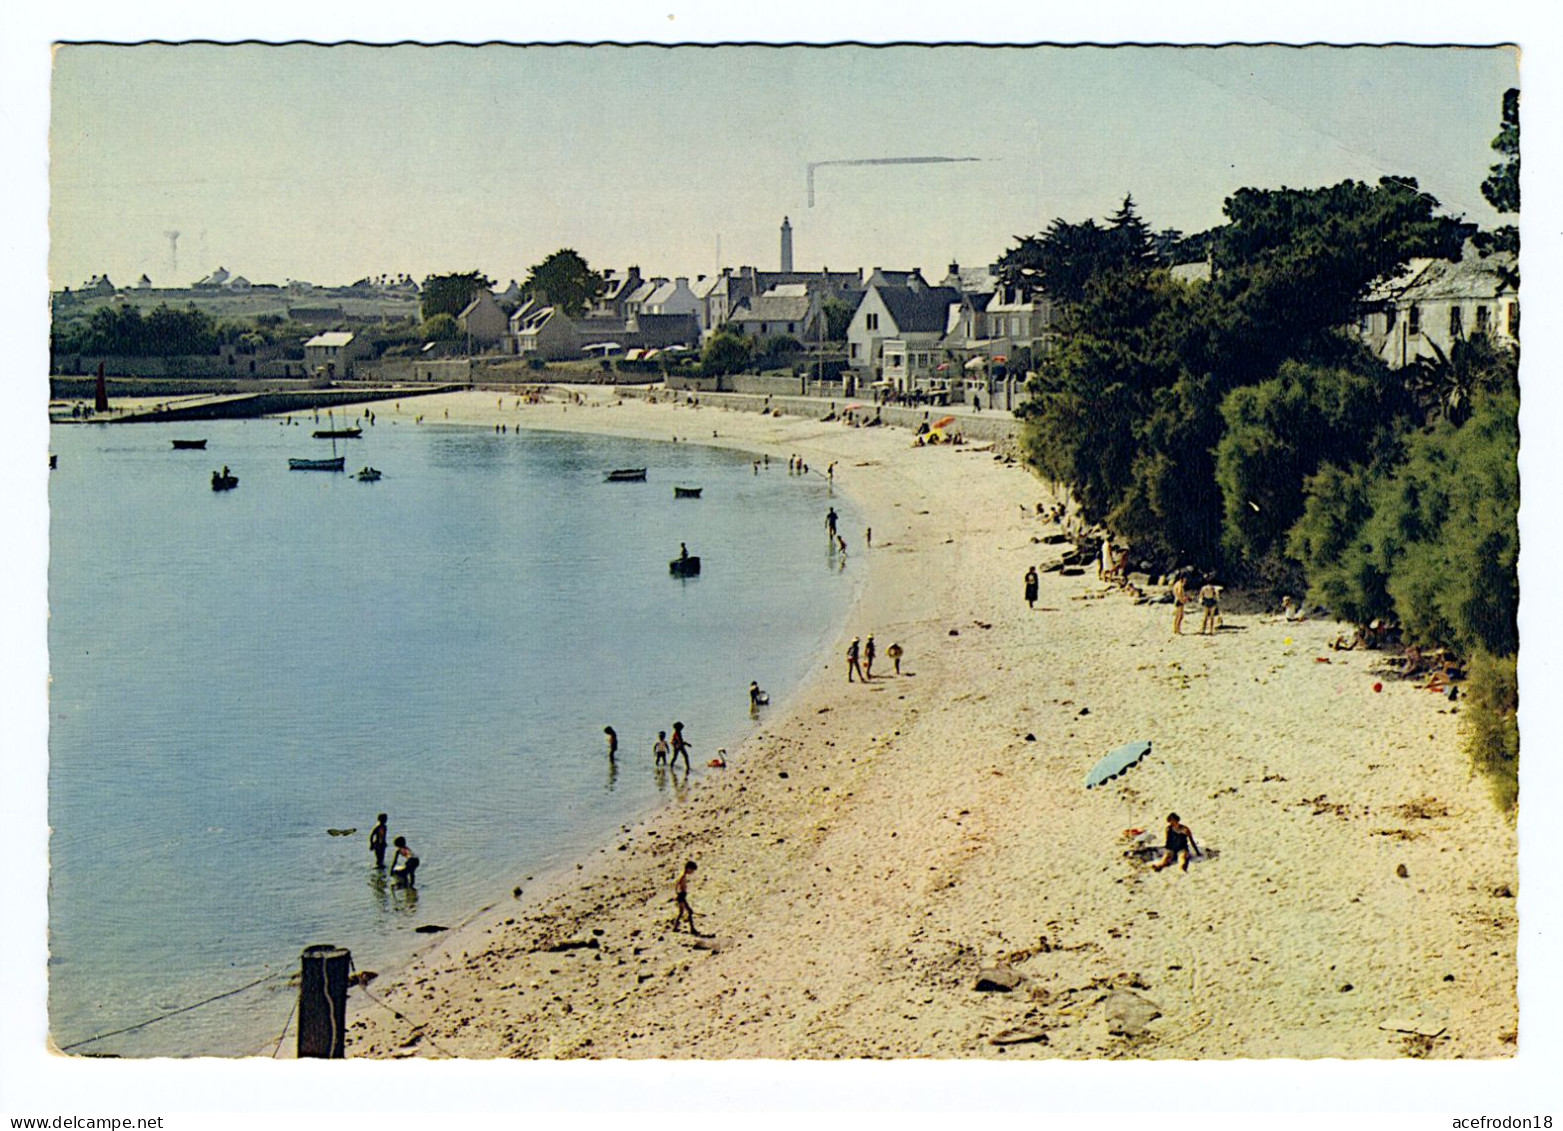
[
  {"x1": 846, "y1": 634, "x2": 902, "y2": 681},
  {"x1": 1170, "y1": 571, "x2": 1223, "y2": 635},
  {"x1": 368, "y1": 813, "x2": 419, "y2": 886}
]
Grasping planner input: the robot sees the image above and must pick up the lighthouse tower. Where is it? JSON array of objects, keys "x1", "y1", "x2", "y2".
[{"x1": 780, "y1": 216, "x2": 794, "y2": 273}]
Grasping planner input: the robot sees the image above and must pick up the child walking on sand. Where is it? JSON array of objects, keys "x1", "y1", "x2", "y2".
[
  {"x1": 671, "y1": 860, "x2": 699, "y2": 933},
  {"x1": 653, "y1": 730, "x2": 670, "y2": 764},
  {"x1": 887, "y1": 642, "x2": 904, "y2": 675}
]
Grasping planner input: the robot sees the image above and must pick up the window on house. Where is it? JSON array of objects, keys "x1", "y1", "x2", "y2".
[
  {"x1": 850, "y1": 343, "x2": 859, "y2": 359},
  {"x1": 1475, "y1": 305, "x2": 1489, "y2": 335},
  {"x1": 1449, "y1": 306, "x2": 1463, "y2": 338},
  {"x1": 866, "y1": 313, "x2": 879, "y2": 331},
  {"x1": 1408, "y1": 305, "x2": 1421, "y2": 334}
]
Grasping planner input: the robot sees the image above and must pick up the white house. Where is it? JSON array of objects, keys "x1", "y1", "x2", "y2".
[
  {"x1": 303, "y1": 331, "x2": 365, "y2": 378},
  {"x1": 1356, "y1": 244, "x2": 1518, "y2": 368},
  {"x1": 643, "y1": 277, "x2": 701, "y2": 320},
  {"x1": 513, "y1": 304, "x2": 581, "y2": 361},
  {"x1": 847, "y1": 273, "x2": 960, "y2": 391},
  {"x1": 728, "y1": 284, "x2": 823, "y2": 342},
  {"x1": 457, "y1": 290, "x2": 511, "y2": 352}
]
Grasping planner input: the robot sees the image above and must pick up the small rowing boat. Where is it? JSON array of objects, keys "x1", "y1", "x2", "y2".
[
  {"x1": 211, "y1": 470, "x2": 239, "y2": 491},
  {"x1": 172, "y1": 439, "x2": 208, "y2": 450},
  {"x1": 289, "y1": 456, "x2": 346, "y2": 471},
  {"x1": 605, "y1": 468, "x2": 647, "y2": 482},
  {"x1": 356, "y1": 466, "x2": 382, "y2": 482},
  {"x1": 313, "y1": 427, "x2": 362, "y2": 439},
  {"x1": 670, "y1": 555, "x2": 701, "y2": 577},
  {"x1": 674, "y1": 486, "x2": 703, "y2": 498}
]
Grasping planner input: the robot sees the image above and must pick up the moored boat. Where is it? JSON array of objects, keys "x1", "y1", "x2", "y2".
[
  {"x1": 211, "y1": 470, "x2": 239, "y2": 491},
  {"x1": 606, "y1": 468, "x2": 647, "y2": 482},
  {"x1": 669, "y1": 554, "x2": 701, "y2": 577},
  {"x1": 313, "y1": 427, "x2": 362, "y2": 439},
  {"x1": 172, "y1": 439, "x2": 208, "y2": 450},
  {"x1": 356, "y1": 466, "x2": 382, "y2": 481},
  {"x1": 674, "y1": 486, "x2": 703, "y2": 498},
  {"x1": 289, "y1": 456, "x2": 346, "y2": 471}
]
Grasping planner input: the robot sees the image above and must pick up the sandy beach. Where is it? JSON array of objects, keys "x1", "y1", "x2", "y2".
[{"x1": 341, "y1": 386, "x2": 1516, "y2": 1060}]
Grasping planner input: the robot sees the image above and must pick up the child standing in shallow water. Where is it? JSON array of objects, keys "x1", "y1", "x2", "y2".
[{"x1": 670, "y1": 722, "x2": 692, "y2": 770}]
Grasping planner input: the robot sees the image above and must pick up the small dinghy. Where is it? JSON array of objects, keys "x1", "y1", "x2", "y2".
[
  {"x1": 674, "y1": 486, "x2": 703, "y2": 498},
  {"x1": 172, "y1": 439, "x2": 208, "y2": 450},
  {"x1": 356, "y1": 466, "x2": 383, "y2": 482},
  {"x1": 606, "y1": 468, "x2": 647, "y2": 482}
]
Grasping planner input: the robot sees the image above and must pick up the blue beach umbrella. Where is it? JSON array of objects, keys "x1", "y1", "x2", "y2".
[{"x1": 1085, "y1": 740, "x2": 1153, "y2": 789}]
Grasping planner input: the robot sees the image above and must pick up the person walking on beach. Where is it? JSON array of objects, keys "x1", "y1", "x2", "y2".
[
  {"x1": 1151, "y1": 813, "x2": 1200, "y2": 872},
  {"x1": 1024, "y1": 565, "x2": 1040, "y2": 609},
  {"x1": 670, "y1": 722, "x2": 692, "y2": 770},
  {"x1": 653, "y1": 730, "x2": 670, "y2": 764},
  {"x1": 369, "y1": 813, "x2": 389, "y2": 870},
  {"x1": 604, "y1": 726, "x2": 618, "y2": 760},
  {"x1": 887, "y1": 642, "x2": 904, "y2": 675},
  {"x1": 1099, "y1": 539, "x2": 1113, "y2": 581},
  {"x1": 846, "y1": 636, "x2": 866, "y2": 682},
  {"x1": 826, "y1": 507, "x2": 838, "y2": 539},
  {"x1": 1198, "y1": 577, "x2": 1221, "y2": 635},
  {"x1": 1172, "y1": 572, "x2": 1189, "y2": 635},
  {"x1": 670, "y1": 861, "x2": 699, "y2": 934},
  {"x1": 863, "y1": 635, "x2": 877, "y2": 679}
]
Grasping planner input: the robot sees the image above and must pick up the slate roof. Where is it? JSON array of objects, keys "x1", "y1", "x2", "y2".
[
  {"x1": 733, "y1": 292, "x2": 813, "y2": 322},
  {"x1": 1368, "y1": 245, "x2": 1516, "y2": 303},
  {"x1": 878, "y1": 284, "x2": 961, "y2": 334}
]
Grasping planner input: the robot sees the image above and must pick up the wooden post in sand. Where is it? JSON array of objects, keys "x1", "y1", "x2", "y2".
[{"x1": 297, "y1": 944, "x2": 351, "y2": 1058}]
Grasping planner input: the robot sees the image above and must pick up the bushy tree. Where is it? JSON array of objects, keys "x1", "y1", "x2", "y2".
[
  {"x1": 1295, "y1": 385, "x2": 1517, "y2": 658},
  {"x1": 523, "y1": 249, "x2": 605, "y2": 319},
  {"x1": 700, "y1": 327, "x2": 754, "y2": 376},
  {"x1": 422, "y1": 312, "x2": 460, "y2": 342},
  {"x1": 420, "y1": 272, "x2": 493, "y2": 321},
  {"x1": 1215, "y1": 360, "x2": 1402, "y2": 567},
  {"x1": 822, "y1": 298, "x2": 855, "y2": 341}
]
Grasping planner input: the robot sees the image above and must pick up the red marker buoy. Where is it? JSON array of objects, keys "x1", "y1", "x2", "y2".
[{"x1": 1373, "y1": 682, "x2": 1383, "y2": 693}]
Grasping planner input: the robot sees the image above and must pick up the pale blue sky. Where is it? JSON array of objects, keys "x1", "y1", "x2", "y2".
[{"x1": 49, "y1": 43, "x2": 1518, "y2": 289}]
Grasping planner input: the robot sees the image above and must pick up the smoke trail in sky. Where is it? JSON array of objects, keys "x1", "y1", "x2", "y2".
[{"x1": 806, "y1": 156, "x2": 983, "y2": 206}]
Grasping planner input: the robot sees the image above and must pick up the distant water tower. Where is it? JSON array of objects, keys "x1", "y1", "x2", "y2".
[{"x1": 780, "y1": 216, "x2": 794, "y2": 274}]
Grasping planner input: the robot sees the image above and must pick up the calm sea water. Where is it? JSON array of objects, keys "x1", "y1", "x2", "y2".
[{"x1": 47, "y1": 414, "x2": 857, "y2": 1056}]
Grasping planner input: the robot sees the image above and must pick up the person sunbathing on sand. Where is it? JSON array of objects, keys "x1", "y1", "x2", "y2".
[{"x1": 1151, "y1": 813, "x2": 1200, "y2": 872}]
